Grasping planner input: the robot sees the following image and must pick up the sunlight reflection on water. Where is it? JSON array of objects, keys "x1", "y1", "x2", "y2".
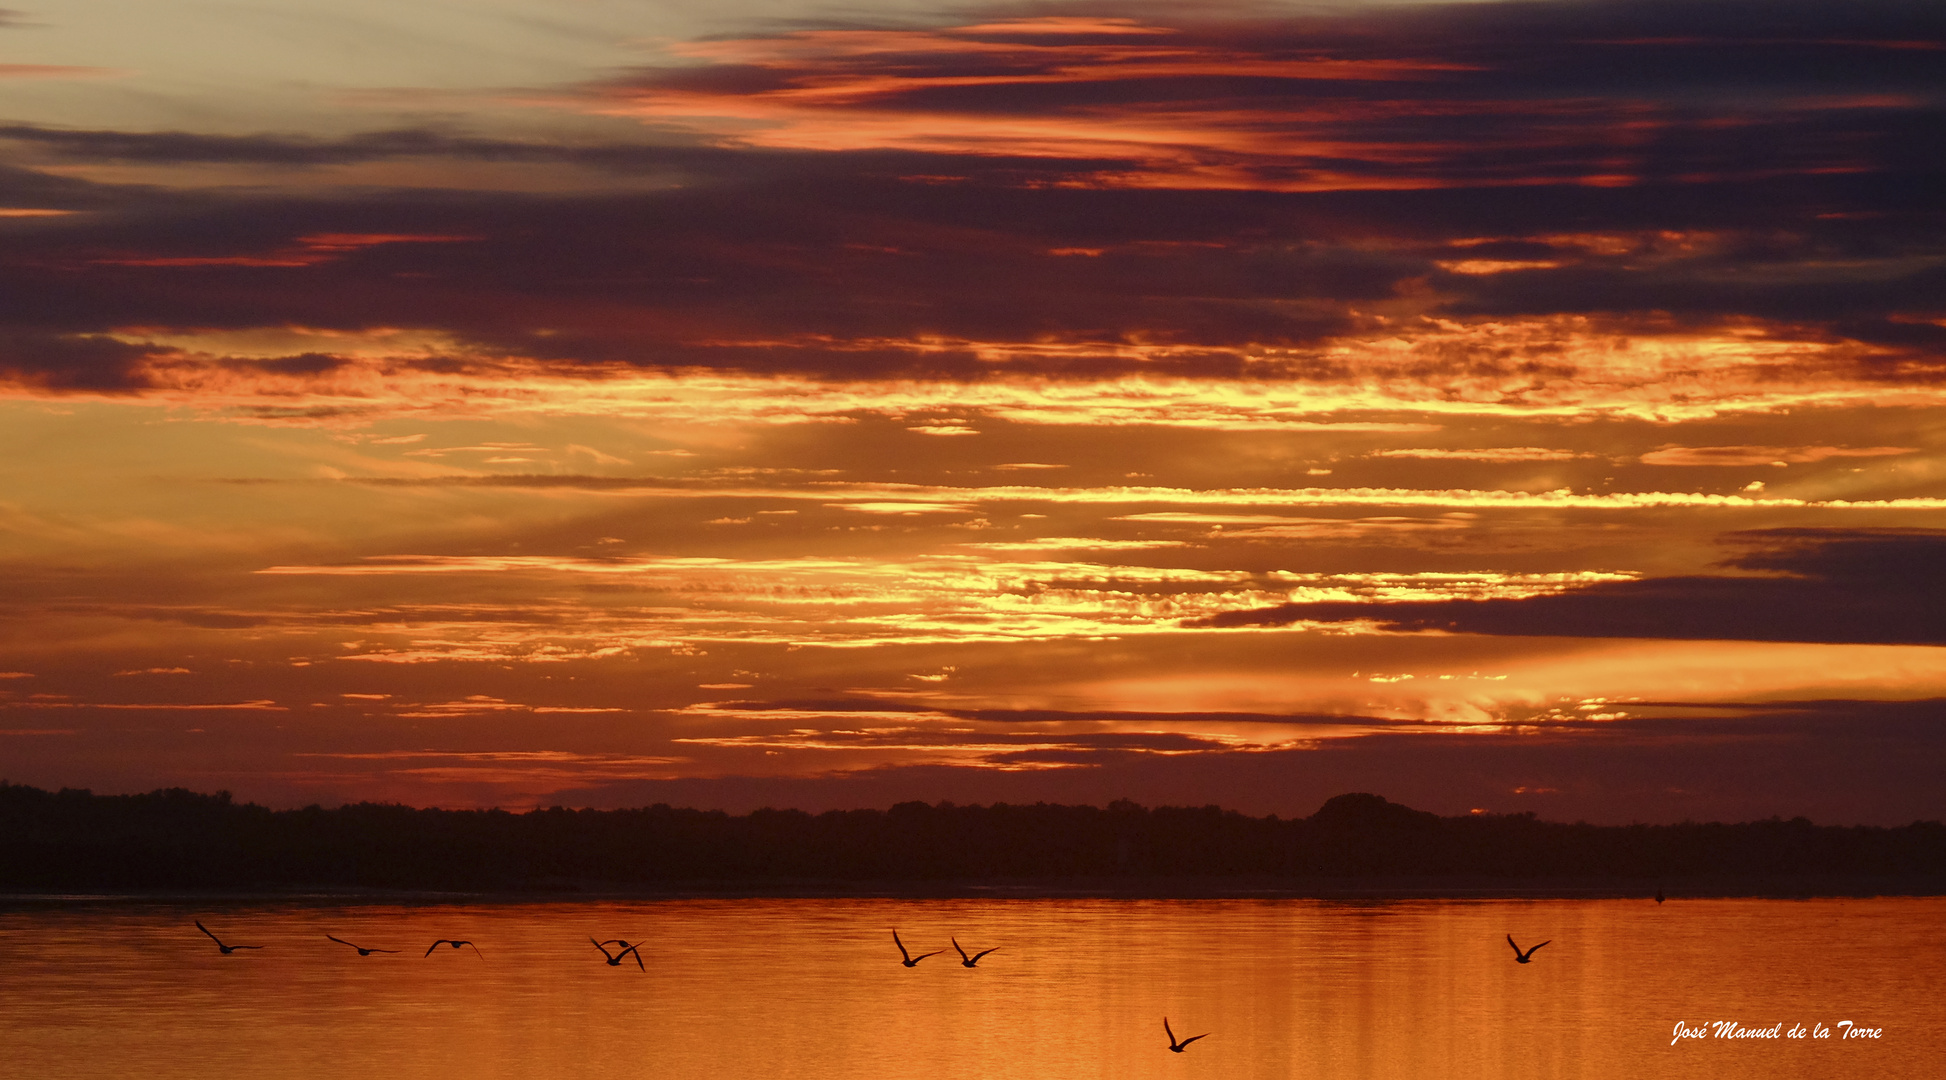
[{"x1": 1, "y1": 897, "x2": 1938, "y2": 1080}]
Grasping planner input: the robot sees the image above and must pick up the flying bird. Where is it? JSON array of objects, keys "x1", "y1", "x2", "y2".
[
  {"x1": 426, "y1": 938, "x2": 483, "y2": 959},
  {"x1": 952, "y1": 937, "x2": 998, "y2": 967},
  {"x1": 326, "y1": 934, "x2": 398, "y2": 956},
  {"x1": 592, "y1": 937, "x2": 644, "y2": 970},
  {"x1": 1507, "y1": 935, "x2": 1549, "y2": 963},
  {"x1": 1655, "y1": 886, "x2": 1666, "y2": 904},
  {"x1": 195, "y1": 920, "x2": 263, "y2": 955},
  {"x1": 1165, "y1": 1018, "x2": 1209, "y2": 1053},
  {"x1": 894, "y1": 930, "x2": 943, "y2": 967}
]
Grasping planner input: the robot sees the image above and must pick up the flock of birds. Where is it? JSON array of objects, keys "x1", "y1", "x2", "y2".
[
  {"x1": 192, "y1": 906, "x2": 1616, "y2": 1055},
  {"x1": 198, "y1": 920, "x2": 625, "y2": 965}
]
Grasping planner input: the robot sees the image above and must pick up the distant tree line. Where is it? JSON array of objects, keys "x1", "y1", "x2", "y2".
[{"x1": 1, "y1": 783, "x2": 1941, "y2": 891}]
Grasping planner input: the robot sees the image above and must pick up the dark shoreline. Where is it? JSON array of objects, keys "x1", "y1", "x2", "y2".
[
  {"x1": 9, "y1": 785, "x2": 1943, "y2": 896},
  {"x1": 6, "y1": 874, "x2": 1944, "y2": 906}
]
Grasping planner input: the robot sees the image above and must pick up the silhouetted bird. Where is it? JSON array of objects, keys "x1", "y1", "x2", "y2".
[
  {"x1": 1655, "y1": 887, "x2": 1666, "y2": 904},
  {"x1": 894, "y1": 930, "x2": 943, "y2": 968},
  {"x1": 326, "y1": 934, "x2": 398, "y2": 956},
  {"x1": 1164, "y1": 1018, "x2": 1208, "y2": 1053},
  {"x1": 952, "y1": 938, "x2": 998, "y2": 967},
  {"x1": 592, "y1": 937, "x2": 644, "y2": 970},
  {"x1": 195, "y1": 920, "x2": 263, "y2": 955},
  {"x1": 426, "y1": 939, "x2": 483, "y2": 958},
  {"x1": 1507, "y1": 935, "x2": 1549, "y2": 963}
]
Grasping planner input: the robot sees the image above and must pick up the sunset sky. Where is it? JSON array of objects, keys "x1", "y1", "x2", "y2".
[{"x1": 2, "y1": 0, "x2": 1943, "y2": 823}]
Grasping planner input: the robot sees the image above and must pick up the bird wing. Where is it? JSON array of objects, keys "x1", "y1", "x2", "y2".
[
  {"x1": 196, "y1": 921, "x2": 223, "y2": 946},
  {"x1": 622, "y1": 944, "x2": 644, "y2": 971},
  {"x1": 1506, "y1": 934, "x2": 1520, "y2": 955},
  {"x1": 1164, "y1": 1018, "x2": 1175, "y2": 1043},
  {"x1": 1180, "y1": 1034, "x2": 1209, "y2": 1048},
  {"x1": 425, "y1": 941, "x2": 445, "y2": 956},
  {"x1": 371, "y1": 949, "x2": 400, "y2": 954},
  {"x1": 915, "y1": 950, "x2": 944, "y2": 961},
  {"x1": 894, "y1": 931, "x2": 911, "y2": 961},
  {"x1": 1531, "y1": 940, "x2": 1551, "y2": 954},
  {"x1": 327, "y1": 934, "x2": 353, "y2": 948},
  {"x1": 952, "y1": 938, "x2": 969, "y2": 961},
  {"x1": 973, "y1": 948, "x2": 999, "y2": 961},
  {"x1": 463, "y1": 941, "x2": 483, "y2": 958},
  {"x1": 592, "y1": 938, "x2": 615, "y2": 960}
]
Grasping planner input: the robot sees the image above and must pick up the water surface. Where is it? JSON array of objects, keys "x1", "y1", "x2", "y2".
[{"x1": 2, "y1": 897, "x2": 1936, "y2": 1079}]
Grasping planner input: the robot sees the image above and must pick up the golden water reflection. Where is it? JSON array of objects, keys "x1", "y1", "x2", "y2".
[{"x1": 1, "y1": 897, "x2": 1938, "y2": 1080}]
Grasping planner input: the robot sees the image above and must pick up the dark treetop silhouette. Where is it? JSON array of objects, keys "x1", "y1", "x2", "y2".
[{"x1": 3, "y1": 786, "x2": 1941, "y2": 892}]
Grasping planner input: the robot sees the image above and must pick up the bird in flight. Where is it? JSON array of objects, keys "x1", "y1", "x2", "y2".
[
  {"x1": 1655, "y1": 886, "x2": 1666, "y2": 904},
  {"x1": 1507, "y1": 935, "x2": 1550, "y2": 963},
  {"x1": 894, "y1": 930, "x2": 943, "y2": 967},
  {"x1": 1164, "y1": 1018, "x2": 1209, "y2": 1053},
  {"x1": 426, "y1": 938, "x2": 484, "y2": 959},
  {"x1": 195, "y1": 921, "x2": 263, "y2": 955},
  {"x1": 325, "y1": 934, "x2": 398, "y2": 956},
  {"x1": 592, "y1": 938, "x2": 644, "y2": 970},
  {"x1": 952, "y1": 937, "x2": 998, "y2": 967}
]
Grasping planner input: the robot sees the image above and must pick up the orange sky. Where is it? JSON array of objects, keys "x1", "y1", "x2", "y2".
[{"x1": 2, "y1": 1, "x2": 1944, "y2": 822}]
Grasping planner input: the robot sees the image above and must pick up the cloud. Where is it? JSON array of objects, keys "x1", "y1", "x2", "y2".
[
  {"x1": 1640, "y1": 445, "x2": 1917, "y2": 466},
  {"x1": 1369, "y1": 448, "x2": 1590, "y2": 462},
  {"x1": 0, "y1": 65, "x2": 124, "y2": 80},
  {"x1": 0, "y1": 123, "x2": 711, "y2": 169},
  {"x1": 1193, "y1": 527, "x2": 1946, "y2": 645},
  {"x1": 4, "y1": 1, "x2": 1942, "y2": 829},
  {"x1": 325, "y1": 476, "x2": 1946, "y2": 513},
  {"x1": 575, "y1": 3, "x2": 1945, "y2": 195},
  {"x1": 541, "y1": 697, "x2": 1946, "y2": 824},
  {"x1": 0, "y1": 331, "x2": 158, "y2": 392},
  {"x1": 0, "y1": 3, "x2": 1934, "y2": 402},
  {"x1": 9, "y1": 699, "x2": 286, "y2": 710}
]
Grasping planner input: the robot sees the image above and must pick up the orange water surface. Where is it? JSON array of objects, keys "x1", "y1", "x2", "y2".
[{"x1": 1, "y1": 896, "x2": 1937, "y2": 1079}]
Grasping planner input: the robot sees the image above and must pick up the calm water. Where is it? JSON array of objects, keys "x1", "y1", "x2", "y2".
[{"x1": 0, "y1": 896, "x2": 1938, "y2": 1079}]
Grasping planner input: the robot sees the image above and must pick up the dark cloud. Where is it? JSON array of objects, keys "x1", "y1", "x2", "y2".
[
  {"x1": 0, "y1": 1, "x2": 1940, "y2": 388},
  {"x1": 0, "y1": 122, "x2": 1122, "y2": 179},
  {"x1": 591, "y1": 0, "x2": 1946, "y2": 184},
  {"x1": 542, "y1": 698, "x2": 1946, "y2": 825},
  {"x1": 0, "y1": 330, "x2": 154, "y2": 391},
  {"x1": 0, "y1": 125, "x2": 517, "y2": 166},
  {"x1": 1193, "y1": 528, "x2": 1946, "y2": 645}
]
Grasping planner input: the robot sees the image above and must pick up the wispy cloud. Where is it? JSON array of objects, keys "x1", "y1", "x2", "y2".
[
  {"x1": 1370, "y1": 448, "x2": 1591, "y2": 462},
  {"x1": 1640, "y1": 445, "x2": 1918, "y2": 466},
  {"x1": 1195, "y1": 528, "x2": 1946, "y2": 646},
  {"x1": 575, "y1": 6, "x2": 1937, "y2": 193},
  {"x1": 2, "y1": 0, "x2": 1942, "y2": 820},
  {"x1": 0, "y1": 65, "x2": 126, "y2": 80}
]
